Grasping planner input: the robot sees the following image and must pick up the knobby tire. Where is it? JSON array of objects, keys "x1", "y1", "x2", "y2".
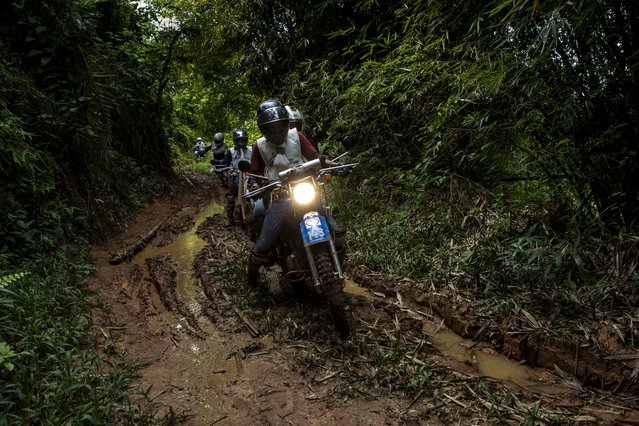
[{"x1": 315, "y1": 251, "x2": 350, "y2": 337}]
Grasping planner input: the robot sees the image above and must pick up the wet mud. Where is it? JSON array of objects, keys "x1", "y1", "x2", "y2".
[{"x1": 89, "y1": 170, "x2": 639, "y2": 425}]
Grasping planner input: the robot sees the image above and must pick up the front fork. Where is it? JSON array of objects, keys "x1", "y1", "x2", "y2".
[{"x1": 304, "y1": 238, "x2": 344, "y2": 293}]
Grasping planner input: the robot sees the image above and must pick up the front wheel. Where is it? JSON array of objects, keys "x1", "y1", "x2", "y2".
[
  {"x1": 237, "y1": 171, "x2": 252, "y2": 225},
  {"x1": 315, "y1": 251, "x2": 350, "y2": 337}
]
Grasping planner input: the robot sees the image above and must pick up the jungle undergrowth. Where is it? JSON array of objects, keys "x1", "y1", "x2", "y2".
[
  {"x1": 332, "y1": 174, "x2": 639, "y2": 349},
  {"x1": 0, "y1": 247, "x2": 157, "y2": 424}
]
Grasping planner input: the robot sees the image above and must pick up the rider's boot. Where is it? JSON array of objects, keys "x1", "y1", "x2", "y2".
[
  {"x1": 225, "y1": 196, "x2": 235, "y2": 226},
  {"x1": 335, "y1": 231, "x2": 347, "y2": 264},
  {"x1": 246, "y1": 252, "x2": 267, "y2": 288}
]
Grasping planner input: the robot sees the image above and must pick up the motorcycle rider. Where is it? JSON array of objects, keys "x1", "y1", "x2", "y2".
[
  {"x1": 204, "y1": 132, "x2": 228, "y2": 186},
  {"x1": 285, "y1": 105, "x2": 304, "y2": 131},
  {"x1": 245, "y1": 100, "x2": 345, "y2": 287},
  {"x1": 193, "y1": 137, "x2": 206, "y2": 160},
  {"x1": 222, "y1": 128, "x2": 252, "y2": 226},
  {"x1": 285, "y1": 104, "x2": 320, "y2": 151}
]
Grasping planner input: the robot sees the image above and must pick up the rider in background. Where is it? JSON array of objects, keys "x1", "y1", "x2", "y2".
[
  {"x1": 285, "y1": 105, "x2": 319, "y2": 151},
  {"x1": 193, "y1": 137, "x2": 206, "y2": 161},
  {"x1": 204, "y1": 132, "x2": 228, "y2": 186},
  {"x1": 285, "y1": 105, "x2": 304, "y2": 131},
  {"x1": 222, "y1": 128, "x2": 252, "y2": 226}
]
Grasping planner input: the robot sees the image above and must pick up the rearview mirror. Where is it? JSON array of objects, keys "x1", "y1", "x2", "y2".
[
  {"x1": 341, "y1": 135, "x2": 354, "y2": 150},
  {"x1": 237, "y1": 160, "x2": 250, "y2": 173}
]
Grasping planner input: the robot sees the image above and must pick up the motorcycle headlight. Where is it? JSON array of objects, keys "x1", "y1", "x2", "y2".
[{"x1": 292, "y1": 182, "x2": 316, "y2": 205}]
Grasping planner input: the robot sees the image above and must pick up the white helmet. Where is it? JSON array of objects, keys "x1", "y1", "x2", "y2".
[
  {"x1": 285, "y1": 105, "x2": 304, "y2": 130},
  {"x1": 196, "y1": 137, "x2": 202, "y2": 142}
]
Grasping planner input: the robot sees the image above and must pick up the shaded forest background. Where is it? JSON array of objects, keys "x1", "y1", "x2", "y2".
[{"x1": 1, "y1": 0, "x2": 638, "y2": 422}]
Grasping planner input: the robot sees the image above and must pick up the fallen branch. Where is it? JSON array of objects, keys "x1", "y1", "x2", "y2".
[
  {"x1": 442, "y1": 393, "x2": 467, "y2": 408},
  {"x1": 109, "y1": 220, "x2": 165, "y2": 265},
  {"x1": 603, "y1": 353, "x2": 639, "y2": 361},
  {"x1": 233, "y1": 306, "x2": 260, "y2": 337},
  {"x1": 405, "y1": 389, "x2": 425, "y2": 410},
  {"x1": 316, "y1": 372, "x2": 337, "y2": 383},
  {"x1": 221, "y1": 290, "x2": 260, "y2": 336}
]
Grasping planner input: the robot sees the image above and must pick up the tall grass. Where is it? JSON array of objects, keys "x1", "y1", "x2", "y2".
[
  {"x1": 0, "y1": 246, "x2": 154, "y2": 424},
  {"x1": 333, "y1": 173, "x2": 639, "y2": 342}
]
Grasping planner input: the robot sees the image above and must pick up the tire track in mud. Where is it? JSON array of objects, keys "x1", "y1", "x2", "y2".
[{"x1": 145, "y1": 254, "x2": 208, "y2": 339}]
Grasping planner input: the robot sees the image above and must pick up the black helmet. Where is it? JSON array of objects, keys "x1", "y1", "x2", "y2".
[
  {"x1": 256, "y1": 99, "x2": 283, "y2": 117},
  {"x1": 232, "y1": 128, "x2": 248, "y2": 148},
  {"x1": 285, "y1": 105, "x2": 304, "y2": 130},
  {"x1": 232, "y1": 128, "x2": 248, "y2": 142},
  {"x1": 213, "y1": 132, "x2": 224, "y2": 144},
  {"x1": 257, "y1": 100, "x2": 289, "y2": 145}
]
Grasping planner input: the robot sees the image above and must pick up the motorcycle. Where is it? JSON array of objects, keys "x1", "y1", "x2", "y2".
[
  {"x1": 218, "y1": 162, "x2": 267, "y2": 226},
  {"x1": 211, "y1": 160, "x2": 230, "y2": 187},
  {"x1": 193, "y1": 147, "x2": 206, "y2": 162},
  {"x1": 241, "y1": 157, "x2": 358, "y2": 334}
]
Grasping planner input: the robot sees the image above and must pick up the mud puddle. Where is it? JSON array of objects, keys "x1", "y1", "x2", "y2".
[
  {"x1": 133, "y1": 201, "x2": 222, "y2": 312},
  {"x1": 130, "y1": 199, "x2": 265, "y2": 392},
  {"x1": 344, "y1": 279, "x2": 571, "y2": 395},
  {"x1": 421, "y1": 321, "x2": 572, "y2": 395}
]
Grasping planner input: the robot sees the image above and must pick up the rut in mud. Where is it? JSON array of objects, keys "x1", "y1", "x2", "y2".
[{"x1": 89, "y1": 171, "x2": 639, "y2": 425}]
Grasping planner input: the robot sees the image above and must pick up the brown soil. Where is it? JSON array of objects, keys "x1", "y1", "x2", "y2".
[{"x1": 89, "y1": 170, "x2": 639, "y2": 425}]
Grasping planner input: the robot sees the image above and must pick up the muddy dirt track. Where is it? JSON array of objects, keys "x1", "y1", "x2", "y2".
[{"x1": 89, "y1": 170, "x2": 639, "y2": 425}]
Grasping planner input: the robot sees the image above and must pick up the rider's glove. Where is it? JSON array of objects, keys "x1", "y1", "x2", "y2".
[
  {"x1": 320, "y1": 155, "x2": 339, "y2": 168},
  {"x1": 247, "y1": 178, "x2": 259, "y2": 191}
]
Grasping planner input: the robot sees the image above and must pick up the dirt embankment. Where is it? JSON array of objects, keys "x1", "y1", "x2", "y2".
[{"x1": 89, "y1": 170, "x2": 639, "y2": 425}]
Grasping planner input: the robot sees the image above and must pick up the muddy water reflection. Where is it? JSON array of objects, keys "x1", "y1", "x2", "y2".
[
  {"x1": 132, "y1": 200, "x2": 260, "y2": 392},
  {"x1": 134, "y1": 201, "x2": 223, "y2": 315},
  {"x1": 343, "y1": 279, "x2": 570, "y2": 394},
  {"x1": 423, "y1": 321, "x2": 572, "y2": 394},
  {"x1": 344, "y1": 278, "x2": 378, "y2": 301}
]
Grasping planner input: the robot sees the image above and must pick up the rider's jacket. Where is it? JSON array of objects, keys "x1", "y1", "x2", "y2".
[
  {"x1": 256, "y1": 129, "x2": 307, "y2": 181},
  {"x1": 211, "y1": 143, "x2": 228, "y2": 162},
  {"x1": 229, "y1": 146, "x2": 252, "y2": 170}
]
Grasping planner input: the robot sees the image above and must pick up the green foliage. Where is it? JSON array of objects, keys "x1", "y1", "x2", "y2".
[
  {"x1": 0, "y1": 342, "x2": 21, "y2": 372},
  {"x1": 273, "y1": 0, "x2": 639, "y2": 230},
  {"x1": 363, "y1": 334, "x2": 435, "y2": 394},
  {"x1": 337, "y1": 173, "x2": 638, "y2": 339},
  {"x1": 0, "y1": 272, "x2": 29, "y2": 372},
  {"x1": 0, "y1": 249, "x2": 153, "y2": 423},
  {"x1": 0, "y1": 103, "x2": 38, "y2": 177},
  {"x1": 0, "y1": 272, "x2": 28, "y2": 289},
  {"x1": 0, "y1": 0, "x2": 179, "y2": 421},
  {"x1": 141, "y1": 0, "x2": 260, "y2": 143},
  {"x1": 1, "y1": 0, "x2": 173, "y2": 265}
]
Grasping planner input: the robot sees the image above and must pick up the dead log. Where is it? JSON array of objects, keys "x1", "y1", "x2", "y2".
[{"x1": 109, "y1": 220, "x2": 165, "y2": 265}]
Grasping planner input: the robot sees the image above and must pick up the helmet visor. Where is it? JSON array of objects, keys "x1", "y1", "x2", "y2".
[
  {"x1": 258, "y1": 106, "x2": 288, "y2": 126},
  {"x1": 260, "y1": 120, "x2": 289, "y2": 145},
  {"x1": 234, "y1": 138, "x2": 248, "y2": 149},
  {"x1": 289, "y1": 119, "x2": 303, "y2": 130}
]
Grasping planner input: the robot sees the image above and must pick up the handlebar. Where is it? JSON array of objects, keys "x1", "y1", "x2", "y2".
[
  {"x1": 278, "y1": 158, "x2": 322, "y2": 181},
  {"x1": 319, "y1": 163, "x2": 358, "y2": 177},
  {"x1": 243, "y1": 181, "x2": 281, "y2": 199},
  {"x1": 242, "y1": 160, "x2": 358, "y2": 200}
]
